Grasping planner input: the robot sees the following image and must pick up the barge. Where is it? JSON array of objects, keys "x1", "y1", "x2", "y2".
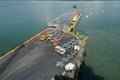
[{"x1": 0, "y1": 6, "x2": 88, "y2": 80}]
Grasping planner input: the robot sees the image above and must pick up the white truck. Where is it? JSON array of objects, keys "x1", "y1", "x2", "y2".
[{"x1": 55, "y1": 46, "x2": 66, "y2": 55}]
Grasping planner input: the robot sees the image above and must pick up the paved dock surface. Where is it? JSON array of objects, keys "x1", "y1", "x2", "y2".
[
  {"x1": 0, "y1": 11, "x2": 83, "y2": 80},
  {"x1": 0, "y1": 33, "x2": 75, "y2": 80},
  {"x1": 48, "y1": 12, "x2": 74, "y2": 30}
]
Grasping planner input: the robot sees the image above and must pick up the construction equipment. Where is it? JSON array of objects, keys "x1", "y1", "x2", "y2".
[
  {"x1": 68, "y1": 27, "x2": 74, "y2": 33},
  {"x1": 74, "y1": 31, "x2": 81, "y2": 38},
  {"x1": 70, "y1": 20, "x2": 75, "y2": 26},
  {"x1": 54, "y1": 39, "x2": 60, "y2": 45},
  {"x1": 48, "y1": 35, "x2": 54, "y2": 40},
  {"x1": 40, "y1": 35, "x2": 46, "y2": 41},
  {"x1": 83, "y1": 36, "x2": 88, "y2": 41}
]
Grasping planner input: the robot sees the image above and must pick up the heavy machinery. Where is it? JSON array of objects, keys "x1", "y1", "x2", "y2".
[
  {"x1": 48, "y1": 35, "x2": 54, "y2": 40},
  {"x1": 68, "y1": 27, "x2": 74, "y2": 33},
  {"x1": 40, "y1": 35, "x2": 46, "y2": 41}
]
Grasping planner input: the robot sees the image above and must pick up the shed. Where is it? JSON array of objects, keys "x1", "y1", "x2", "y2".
[{"x1": 65, "y1": 63, "x2": 75, "y2": 71}]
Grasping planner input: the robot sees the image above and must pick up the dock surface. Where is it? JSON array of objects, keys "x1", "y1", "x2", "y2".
[
  {"x1": 48, "y1": 12, "x2": 74, "y2": 29},
  {"x1": 0, "y1": 11, "x2": 86, "y2": 80},
  {"x1": 0, "y1": 34, "x2": 76, "y2": 80}
]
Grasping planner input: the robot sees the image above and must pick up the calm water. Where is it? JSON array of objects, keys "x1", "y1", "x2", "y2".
[{"x1": 0, "y1": 1, "x2": 120, "y2": 80}]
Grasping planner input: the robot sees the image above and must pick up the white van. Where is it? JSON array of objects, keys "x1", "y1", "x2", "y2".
[
  {"x1": 74, "y1": 45, "x2": 80, "y2": 51},
  {"x1": 55, "y1": 46, "x2": 66, "y2": 55}
]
